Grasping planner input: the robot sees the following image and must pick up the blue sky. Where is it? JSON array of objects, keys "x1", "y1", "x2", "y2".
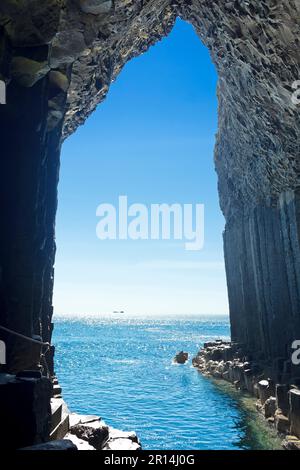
[{"x1": 53, "y1": 19, "x2": 229, "y2": 316}]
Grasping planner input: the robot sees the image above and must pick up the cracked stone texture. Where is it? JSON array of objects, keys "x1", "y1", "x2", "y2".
[{"x1": 0, "y1": 0, "x2": 300, "y2": 373}]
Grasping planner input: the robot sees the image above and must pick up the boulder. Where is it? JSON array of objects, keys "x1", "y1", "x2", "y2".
[
  {"x1": 173, "y1": 351, "x2": 188, "y2": 364},
  {"x1": 70, "y1": 417, "x2": 109, "y2": 449}
]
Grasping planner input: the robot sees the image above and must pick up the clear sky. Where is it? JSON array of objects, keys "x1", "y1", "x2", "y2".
[{"x1": 53, "y1": 18, "x2": 229, "y2": 317}]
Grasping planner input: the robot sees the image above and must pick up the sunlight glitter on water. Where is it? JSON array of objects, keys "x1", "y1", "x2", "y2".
[{"x1": 52, "y1": 315, "x2": 271, "y2": 450}]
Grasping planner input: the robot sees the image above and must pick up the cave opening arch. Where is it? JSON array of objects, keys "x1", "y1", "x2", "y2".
[{"x1": 53, "y1": 17, "x2": 227, "y2": 321}]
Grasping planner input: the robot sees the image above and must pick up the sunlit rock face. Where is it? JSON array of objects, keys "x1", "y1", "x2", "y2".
[{"x1": 0, "y1": 1, "x2": 299, "y2": 373}]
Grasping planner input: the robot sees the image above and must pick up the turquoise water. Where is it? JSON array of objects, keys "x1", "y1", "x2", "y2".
[{"x1": 53, "y1": 316, "x2": 254, "y2": 450}]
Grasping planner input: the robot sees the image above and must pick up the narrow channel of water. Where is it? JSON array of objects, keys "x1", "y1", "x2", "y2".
[{"x1": 53, "y1": 315, "x2": 281, "y2": 450}]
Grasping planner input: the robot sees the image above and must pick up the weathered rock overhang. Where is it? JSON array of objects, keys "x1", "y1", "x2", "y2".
[{"x1": 0, "y1": 0, "x2": 299, "y2": 412}]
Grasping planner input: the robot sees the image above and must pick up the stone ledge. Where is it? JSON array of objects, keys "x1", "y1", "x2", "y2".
[
  {"x1": 192, "y1": 341, "x2": 300, "y2": 449},
  {"x1": 65, "y1": 413, "x2": 142, "y2": 450}
]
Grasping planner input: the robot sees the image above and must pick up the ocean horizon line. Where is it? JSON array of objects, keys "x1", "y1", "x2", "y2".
[{"x1": 53, "y1": 312, "x2": 230, "y2": 321}]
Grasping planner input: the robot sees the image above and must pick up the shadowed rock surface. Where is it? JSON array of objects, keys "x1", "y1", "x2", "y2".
[
  {"x1": 66, "y1": 413, "x2": 141, "y2": 450},
  {"x1": 21, "y1": 439, "x2": 78, "y2": 451}
]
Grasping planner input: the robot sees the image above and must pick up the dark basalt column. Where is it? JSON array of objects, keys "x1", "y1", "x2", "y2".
[
  {"x1": 224, "y1": 192, "x2": 300, "y2": 371},
  {"x1": 0, "y1": 75, "x2": 62, "y2": 373}
]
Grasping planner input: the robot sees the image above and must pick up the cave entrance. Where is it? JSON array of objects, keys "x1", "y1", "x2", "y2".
[
  {"x1": 51, "y1": 19, "x2": 230, "y2": 446},
  {"x1": 53, "y1": 18, "x2": 228, "y2": 319}
]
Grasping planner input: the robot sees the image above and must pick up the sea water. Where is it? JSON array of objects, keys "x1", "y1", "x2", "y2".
[{"x1": 52, "y1": 315, "x2": 265, "y2": 450}]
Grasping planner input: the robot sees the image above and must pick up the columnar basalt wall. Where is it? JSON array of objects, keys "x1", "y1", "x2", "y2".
[
  {"x1": 224, "y1": 191, "x2": 300, "y2": 366},
  {"x1": 0, "y1": 0, "x2": 299, "y2": 376}
]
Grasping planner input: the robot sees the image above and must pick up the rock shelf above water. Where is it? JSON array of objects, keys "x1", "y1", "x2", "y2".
[{"x1": 193, "y1": 341, "x2": 300, "y2": 450}]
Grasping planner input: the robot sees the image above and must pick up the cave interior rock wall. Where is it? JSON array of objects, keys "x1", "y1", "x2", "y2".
[{"x1": 0, "y1": 0, "x2": 299, "y2": 383}]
